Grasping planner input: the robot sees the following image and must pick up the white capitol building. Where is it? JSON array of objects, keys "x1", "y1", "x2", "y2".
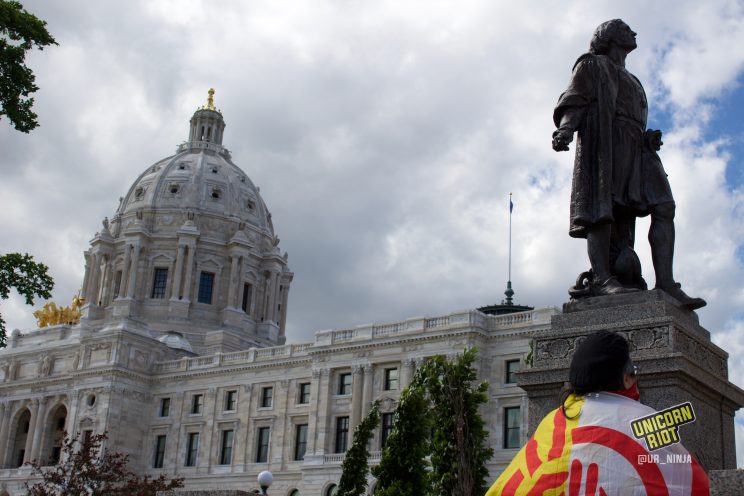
[{"x1": 0, "y1": 92, "x2": 555, "y2": 495}]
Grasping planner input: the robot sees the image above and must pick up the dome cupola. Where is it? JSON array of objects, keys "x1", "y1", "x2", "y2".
[
  {"x1": 79, "y1": 91, "x2": 293, "y2": 353},
  {"x1": 188, "y1": 88, "x2": 226, "y2": 145}
]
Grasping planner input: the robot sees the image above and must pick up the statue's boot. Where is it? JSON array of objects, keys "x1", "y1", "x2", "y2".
[
  {"x1": 649, "y1": 205, "x2": 706, "y2": 310},
  {"x1": 594, "y1": 276, "x2": 639, "y2": 296},
  {"x1": 656, "y1": 282, "x2": 707, "y2": 310}
]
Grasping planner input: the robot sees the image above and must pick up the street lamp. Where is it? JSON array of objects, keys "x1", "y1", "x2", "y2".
[{"x1": 257, "y1": 470, "x2": 273, "y2": 495}]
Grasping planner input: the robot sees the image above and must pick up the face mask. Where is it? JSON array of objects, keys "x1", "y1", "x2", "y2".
[{"x1": 612, "y1": 381, "x2": 640, "y2": 401}]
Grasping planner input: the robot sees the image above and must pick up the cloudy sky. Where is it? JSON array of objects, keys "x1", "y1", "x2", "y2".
[{"x1": 2, "y1": 0, "x2": 744, "y2": 464}]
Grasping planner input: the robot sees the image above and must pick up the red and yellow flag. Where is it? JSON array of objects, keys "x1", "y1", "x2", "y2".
[{"x1": 486, "y1": 393, "x2": 708, "y2": 495}]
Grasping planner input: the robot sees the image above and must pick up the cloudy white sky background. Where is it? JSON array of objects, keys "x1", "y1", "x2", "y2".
[{"x1": 2, "y1": 0, "x2": 744, "y2": 466}]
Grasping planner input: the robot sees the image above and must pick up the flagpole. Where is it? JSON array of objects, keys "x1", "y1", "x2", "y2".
[
  {"x1": 508, "y1": 192, "x2": 512, "y2": 283},
  {"x1": 504, "y1": 193, "x2": 514, "y2": 305}
]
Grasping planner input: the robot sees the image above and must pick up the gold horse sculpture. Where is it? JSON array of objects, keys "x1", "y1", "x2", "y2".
[{"x1": 34, "y1": 291, "x2": 85, "y2": 327}]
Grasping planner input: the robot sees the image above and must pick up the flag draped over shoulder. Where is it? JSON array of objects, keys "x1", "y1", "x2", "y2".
[{"x1": 486, "y1": 393, "x2": 709, "y2": 496}]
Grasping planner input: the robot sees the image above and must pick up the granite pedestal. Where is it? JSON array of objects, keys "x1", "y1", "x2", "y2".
[{"x1": 517, "y1": 289, "x2": 744, "y2": 470}]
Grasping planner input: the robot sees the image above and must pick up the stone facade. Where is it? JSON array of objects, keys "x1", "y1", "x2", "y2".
[
  {"x1": 0, "y1": 98, "x2": 557, "y2": 495},
  {"x1": 0, "y1": 305, "x2": 555, "y2": 494}
]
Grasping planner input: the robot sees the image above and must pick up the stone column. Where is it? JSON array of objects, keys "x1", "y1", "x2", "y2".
[
  {"x1": 85, "y1": 253, "x2": 102, "y2": 305},
  {"x1": 237, "y1": 384, "x2": 253, "y2": 466},
  {"x1": 99, "y1": 256, "x2": 112, "y2": 306},
  {"x1": 23, "y1": 400, "x2": 39, "y2": 463},
  {"x1": 226, "y1": 255, "x2": 240, "y2": 308},
  {"x1": 81, "y1": 253, "x2": 91, "y2": 302},
  {"x1": 362, "y1": 364, "x2": 375, "y2": 417},
  {"x1": 278, "y1": 282, "x2": 290, "y2": 342},
  {"x1": 400, "y1": 358, "x2": 415, "y2": 388},
  {"x1": 0, "y1": 402, "x2": 10, "y2": 467},
  {"x1": 119, "y1": 245, "x2": 131, "y2": 299},
  {"x1": 66, "y1": 391, "x2": 80, "y2": 439},
  {"x1": 350, "y1": 365, "x2": 364, "y2": 429},
  {"x1": 266, "y1": 272, "x2": 278, "y2": 322},
  {"x1": 30, "y1": 397, "x2": 48, "y2": 462},
  {"x1": 170, "y1": 244, "x2": 186, "y2": 300},
  {"x1": 312, "y1": 368, "x2": 331, "y2": 455},
  {"x1": 305, "y1": 369, "x2": 321, "y2": 457},
  {"x1": 203, "y1": 387, "x2": 217, "y2": 471},
  {"x1": 182, "y1": 245, "x2": 196, "y2": 301},
  {"x1": 125, "y1": 245, "x2": 141, "y2": 299}
]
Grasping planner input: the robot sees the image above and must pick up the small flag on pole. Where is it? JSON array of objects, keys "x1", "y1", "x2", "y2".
[{"x1": 509, "y1": 194, "x2": 513, "y2": 213}]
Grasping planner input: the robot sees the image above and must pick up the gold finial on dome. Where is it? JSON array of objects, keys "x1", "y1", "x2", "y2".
[{"x1": 202, "y1": 88, "x2": 216, "y2": 111}]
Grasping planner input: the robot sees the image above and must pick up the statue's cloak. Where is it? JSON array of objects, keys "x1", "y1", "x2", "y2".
[{"x1": 554, "y1": 53, "x2": 619, "y2": 239}]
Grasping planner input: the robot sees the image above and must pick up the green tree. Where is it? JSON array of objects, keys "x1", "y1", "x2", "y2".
[
  {"x1": 26, "y1": 431, "x2": 184, "y2": 496},
  {"x1": 1, "y1": 0, "x2": 57, "y2": 132},
  {"x1": 372, "y1": 371, "x2": 431, "y2": 496},
  {"x1": 337, "y1": 400, "x2": 381, "y2": 496},
  {"x1": 420, "y1": 349, "x2": 494, "y2": 496},
  {"x1": 0, "y1": 252, "x2": 53, "y2": 347}
]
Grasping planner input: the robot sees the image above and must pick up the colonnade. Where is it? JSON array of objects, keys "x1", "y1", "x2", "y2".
[
  {"x1": 0, "y1": 396, "x2": 70, "y2": 469},
  {"x1": 81, "y1": 237, "x2": 289, "y2": 334}
]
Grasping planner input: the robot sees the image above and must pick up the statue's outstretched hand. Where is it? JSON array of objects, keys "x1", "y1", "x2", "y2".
[
  {"x1": 552, "y1": 129, "x2": 573, "y2": 152},
  {"x1": 644, "y1": 129, "x2": 663, "y2": 151}
]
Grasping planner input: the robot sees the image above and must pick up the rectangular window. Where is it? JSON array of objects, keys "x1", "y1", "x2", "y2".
[
  {"x1": 298, "y1": 382, "x2": 311, "y2": 404},
  {"x1": 197, "y1": 272, "x2": 215, "y2": 304},
  {"x1": 151, "y1": 268, "x2": 168, "y2": 299},
  {"x1": 241, "y1": 283, "x2": 253, "y2": 314},
  {"x1": 153, "y1": 435, "x2": 166, "y2": 468},
  {"x1": 261, "y1": 386, "x2": 273, "y2": 408},
  {"x1": 338, "y1": 373, "x2": 352, "y2": 395},
  {"x1": 256, "y1": 427, "x2": 271, "y2": 463},
  {"x1": 294, "y1": 424, "x2": 308, "y2": 461},
  {"x1": 384, "y1": 368, "x2": 399, "y2": 390},
  {"x1": 504, "y1": 407, "x2": 521, "y2": 449},
  {"x1": 506, "y1": 359, "x2": 521, "y2": 384},
  {"x1": 113, "y1": 271, "x2": 123, "y2": 297},
  {"x1": 381, "y1": 412, "x2": 394, "y2": 448},
  {"x1": 51, "y1": 446, "x2": 62, "y2": 464},
  {"x1": 191, "y1": 394, "x2": 203, "y2": 415},
  {"x1": 185, "y1": 432, "x2": 199, "y2": 467},
  {"x1": 219, "y1": 429, "x2": 234, "y2": 465},
  {"x1": 159, "y1": 397, "x2": 171, "y2": 417},
  {"x1": 224, "y1": 390, "x2": 237, "y2": 411},
  {"x1": 335, "y1": 416, "x2": 350, "y2": 453}
]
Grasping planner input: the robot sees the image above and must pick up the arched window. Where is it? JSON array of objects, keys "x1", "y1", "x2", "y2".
[
  {"x1": 10, "y1": 408, "x2": 31, "y2": 468},
  {"x1": 288, "y1": 490, "x2": 300, "y2": 496},
  {"x1": 325, "y1": 484, "x2": 338, "y2": 496}
]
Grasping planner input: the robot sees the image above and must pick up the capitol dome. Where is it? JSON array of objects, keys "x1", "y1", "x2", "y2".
[{"x1": 80, "y1": 90, "x2": 293, "y2": 353}]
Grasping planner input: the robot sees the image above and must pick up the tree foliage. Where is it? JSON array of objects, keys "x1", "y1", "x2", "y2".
[
  {"x1": 419, "y1": 349, "x2": 494, "y2": 496},
  {"x1": 0, "y1": 252, "x2": 53, "y2": 346},
  {"x1": 372, "y1": 348, "x2": 493, "y2": 496},
  {"x1": 372, "y1": 372, "x2": 432, "y2": 496},
  {"x1": 337, "y1": 400, "x2": 381, "y2": 496},
  {"x1": 0, "y1": 0, "x2": 57, "y2": 132},
  {"x1": 25, "y1": 431, "x2": 184, "y2": 496}
]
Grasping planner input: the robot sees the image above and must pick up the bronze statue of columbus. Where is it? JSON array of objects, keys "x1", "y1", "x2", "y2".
[{"x1": 552, "y1": 19, "x2": 706, "y2": 310}]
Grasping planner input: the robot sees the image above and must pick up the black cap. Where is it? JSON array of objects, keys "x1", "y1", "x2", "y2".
[{"x1": 569, "y1": 330, "x2": 629, "y2": 394}]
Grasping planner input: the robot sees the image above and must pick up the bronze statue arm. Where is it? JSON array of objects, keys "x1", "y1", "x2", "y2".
[{"x1": 552, "y1": 109, "x2": 584, "y2": 152}]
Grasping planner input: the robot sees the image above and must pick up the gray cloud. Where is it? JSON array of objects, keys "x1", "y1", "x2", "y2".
[{"x1": 2, "y1": 0, "x2": 744, "y2": 464}]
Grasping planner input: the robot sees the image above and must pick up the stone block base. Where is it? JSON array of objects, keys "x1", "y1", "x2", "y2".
[
  {"x1": 710, "y1": 469, "x2": 744, "y2": 495},
  {"x1": 517, "y1": 290, "x2": 744, "y2": 470}
]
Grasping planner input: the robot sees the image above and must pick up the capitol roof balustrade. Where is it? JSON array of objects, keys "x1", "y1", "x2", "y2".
[
  {"x1": 177, "y1": 140, "x2": 231, "y2": 158},
  {"x1": 153, "y1": 342, "x2": 312, "y2": 373},
  {"x1": 151, "y1": 307, "x2": 558, "y2": 373},
  {"x1": 314, "y1": 307, "x2": 558, "y2": 346}
]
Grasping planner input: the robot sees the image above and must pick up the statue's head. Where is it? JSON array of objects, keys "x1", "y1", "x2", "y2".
[{"x1": 590, "y1": 19, "x2": 637, "y2": 55}]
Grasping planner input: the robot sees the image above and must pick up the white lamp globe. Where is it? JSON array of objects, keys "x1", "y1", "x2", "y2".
[{"x1": 258, "y1": 470, "x2": 273, "y2": 488}]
